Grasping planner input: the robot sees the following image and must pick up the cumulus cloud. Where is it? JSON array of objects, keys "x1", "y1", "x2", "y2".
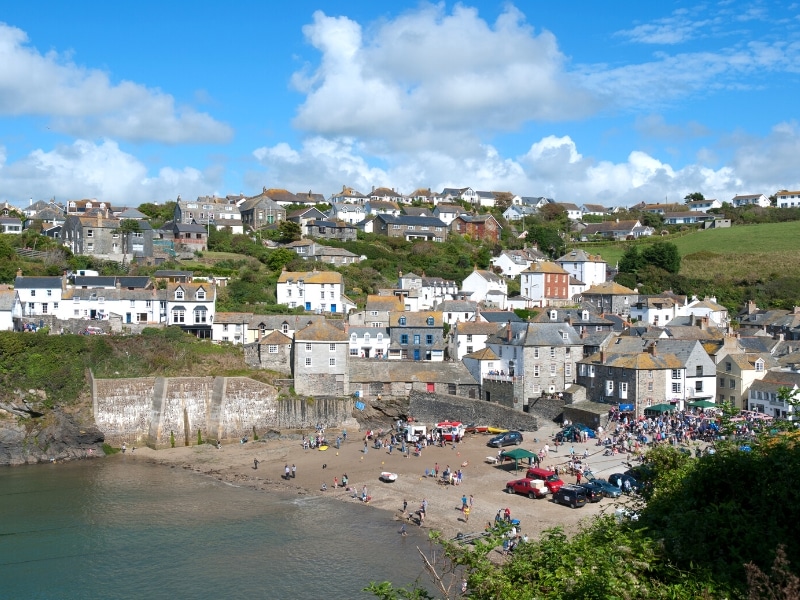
[
  {"x1": 0, "y1": 23, "x2": 232, "y2": 143},
  {"x1": 0, "y1": 139, "x2": 223, "y2": 205},
  {"x1": 290, "y1": 5, "x2": 595, "y2": 150}
]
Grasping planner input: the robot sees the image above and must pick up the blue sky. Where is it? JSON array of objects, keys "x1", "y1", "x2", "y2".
[{"x1": 1, "y1": 1, "x2": 799, "y2": 208}]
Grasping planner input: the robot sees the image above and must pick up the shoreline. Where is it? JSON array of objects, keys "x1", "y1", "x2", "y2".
[{"x1": 122, "y1": 422, "x2": 643, "y2": 544}]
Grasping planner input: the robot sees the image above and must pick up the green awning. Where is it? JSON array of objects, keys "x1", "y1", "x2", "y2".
[
  {"x1": 500, "y1": 448, "x2": 539, "y2": 471},
  {"x1": 687, "y1": 400, "x2": 716, "y2": 408},
  {"x1": 644, "y1": 403, "x2": 675, "y2": 415}
]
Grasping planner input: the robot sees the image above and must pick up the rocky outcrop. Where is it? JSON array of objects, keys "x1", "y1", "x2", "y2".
[{"x1": 0, "y1": 409, "x2": 105, "y2": 466}]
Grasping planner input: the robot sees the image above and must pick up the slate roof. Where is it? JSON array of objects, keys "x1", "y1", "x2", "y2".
[
  {"x1": 259, "y1": 330, "x2": 293, "y2": 345},
  {"x1": 489, "y1": 321, "x2": 582, "y2": 346},
  {"x1": 214, "y1": 312, "x2": 254, "y2": 324},
  {"x1": 556, "y1": 249, "x2": 606, "y2": 263},
  {"x1": 348, "y1": 360, "x2": 478, "y2": 385},
  {"x1": 13, "y1": 276, "x2": 62, "y2": 289},
  {"x1": 295, "y1": 320, "x2": 350, "y2": 342},
  {"x1": 436, "y1": 299, "x2": 478, "y2": 313},
  {"x1": 479, "y1": 311, "x2": 523, "y2": 324},
  {"x1": 376, "y1": 214, "x2": 447, "y2": 228}
]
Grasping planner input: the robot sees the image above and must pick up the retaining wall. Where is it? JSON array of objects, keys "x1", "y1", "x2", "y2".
[
  {"x1": 92, "y1": 373, "x2": 356, "y2": 449},
  {"x1": 407, "y1": 390, "x2": 540, "y2": 432}
]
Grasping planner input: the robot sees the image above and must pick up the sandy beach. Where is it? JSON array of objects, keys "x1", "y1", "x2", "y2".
[{"x1": 124, "y1": 421, "x2": 642, "y2": 545}]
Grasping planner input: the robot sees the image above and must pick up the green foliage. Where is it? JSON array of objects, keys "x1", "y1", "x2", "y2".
[
  {"x1": 513, "y1": 308, "x2": 538, "y2": 321},
  {"x1": 197, "y1": 430, "x2": 202, "y2": 445},
  {"x1": 137, "y1": 201, "x2": 176, "y2": 227},
  {"x1": 685, "y1": 192, "x2": 705, "y2": 202},
  {"x1": 102, "y1": 443, "x2": 119, "y2": 455},
  {"x1": 641, "y1": 241, "x2": 681, "y2": 273},
  {"x1": 526, "y1": 225, "x2": 565, "y2": 258},
  {"x1": 170, "y1": 431, "x2": 175, "y2": 448}
]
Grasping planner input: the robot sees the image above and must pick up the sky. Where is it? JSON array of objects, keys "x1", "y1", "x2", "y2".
[{"x1": 1, "y1": 1, "x2": 799, "y2": 209}]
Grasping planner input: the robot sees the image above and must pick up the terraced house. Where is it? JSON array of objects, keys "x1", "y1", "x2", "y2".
[{"x1": 388, "y1": 311, "x2": 445, "y2": 361}]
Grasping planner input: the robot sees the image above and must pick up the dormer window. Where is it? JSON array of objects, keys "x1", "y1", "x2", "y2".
[
  {"x1": 550, "y1": 310, "x2": 557, "y2": 321},
  {"x1": 175, "y1": 289, "x2": 184, "y2": 300},
  {"x1": 196, "y1": 290, "x2": 206, "y2": 300},
  {"x1": 582, "y1": 310, "x2": 589, "y2": 321},
  {"x1": 426, "y1": 317, "x2": 434, "y2": 326},
  {"x1": 399, "y1": 317, "x2": 407, "y2": 326}
]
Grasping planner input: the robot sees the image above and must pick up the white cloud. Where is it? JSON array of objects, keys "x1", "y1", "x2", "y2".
[
  {"x1": 0, "y1": 139, "x2": 222, "y2": 205},
  {"x1": 290, "y1": 5, "x2": 595, "y2": 150},
  {"x1": 0, "y1": 23, "x2": 232, "y2": 144}
]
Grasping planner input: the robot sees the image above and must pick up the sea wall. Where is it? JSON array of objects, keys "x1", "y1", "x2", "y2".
[
  {"x1": 407, "y1": 391, "x2": 540, "y2": 432},
  {"x1": 92, "y1": 373, "x2": 356, "y2": 449}
]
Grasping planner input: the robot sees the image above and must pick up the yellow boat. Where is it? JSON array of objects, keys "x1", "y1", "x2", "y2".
[
  {"x1": 487, "y1": 427, "x2": 509, "y2": 434},
  {"x1": 318, "y1": 445, "x2": 329, "y2": 451}
]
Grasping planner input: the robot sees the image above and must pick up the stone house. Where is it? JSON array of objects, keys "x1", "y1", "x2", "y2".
[
  {"x1": 238, "y1": 191, "x2": 287, "y2": 229},
  {"x1": 304, "y1": 219, "x2": 357, "y2": 241},
  {"x1": 63, "y1": 213, "x2": 153, "y2": 260},
  {"x1": 373, "y1": 214, "x2": 448, "y2": 242},
  {"x1": 348, "y1": 295, "x2": 404, "y2": 328},
  {"x1": 293, "y1": 320, "x2": 350, "y2": 396},
  {"x1": 451, "y1": 213, "x2": 501, "y2": 243},
  {"x1": 581, "y1": 282, "x2": 638, "y2": 316},
  {"x1": 244, "y1": 330, "x2": 293, "y2": 374},
  {"x1": 348, "y1": 360, "x2": 479, "y2": 401},
  {"x1": 387, "y1": 310, "x2": 445, "y2": 361}
]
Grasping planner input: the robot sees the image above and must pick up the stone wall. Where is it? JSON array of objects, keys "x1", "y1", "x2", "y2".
[
  {"x1": 92, "y1": 373, "x2": 357, "y2": 449},
  {"x1": 407, "y1": 390, "x2": 540, "y2": 432}
]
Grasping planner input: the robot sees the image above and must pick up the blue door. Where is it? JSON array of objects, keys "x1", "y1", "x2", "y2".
[
  {"x1": 330, "y1": 304, "x2": 337, "y2": 313},
  {"x1": 413, "y1": 349, "x2": 420, "y2": 361},
  {"x1": 125, "y1": 313, "x2": 132, "y2": 324},
  {"x1": 305, "y1": 302, "x2": 311, "y2": 311}
]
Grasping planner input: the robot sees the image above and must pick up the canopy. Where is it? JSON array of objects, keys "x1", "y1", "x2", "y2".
[
  {"x1": 644, "y1": 403, "x2": 675, "y2": 415},
  {"x1": 500, "y1": 448, "x2": 538, "y2": 471},
  {"x1": 688, "y1": 400, "x2": 716, "y2": 408}
]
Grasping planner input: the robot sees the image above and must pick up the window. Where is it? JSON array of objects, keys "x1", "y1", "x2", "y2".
[
  {"x1": 550, "y1": 347, "x2": 555, "y2": 358},
  {"x1": 41, "y1": 303, "x2": 48, "y2": 314},
  {"x1": 534, "y1": 348, "x2": 540, "y2": 359},
  {"x1": 350, "y1": 333, "x2": 357, "y2": 343},
  {"x1": 400, "y1": 334, "x2": 408, "y2": 345},
  {"x1": 426, "y1": 317, "x2": 434, "y2": 326},
  {"x1": 172, "y1": 309, "x2": 185, "y2": 323},
  {"x1": 672, "y1": 383, "x2": 682, "y2": 394},
  {"x1": 329, "y1": 358, "x2": 336, "y2": 366},
  {"x1": 413, "y1": 334, "x2": 421, "y2": 345},
  {"x1": 565, "y1": 363, "x2": 572, "y2": 377},
  {"x1": 695, "y1": 381, "x2": 703, "y2": 392},
  {"x1": 466, "y1": 334, "x2": 473, "y2": 342},
  {"x1": 282, "y1": 324, "x2": 289, "y2": 334},
  {"x1": 53, "y1": 302, "x2": 58, "y2": 310},
  {"x1": 87, "y1": 229, "x2": 93, "y2": 237},
  {"x1": 399, "y1": 316, "x2": 406, "y2": 326},
  {"x1": 755, "y1": 360, "x2": 764, "y2": 372},
  {"x1": 329, "y1": 343, "x2": 336, "y2": 352},
  {"x1": 466, "y1": 346, "x2": 473, "y2": 354},
  {"x1": 533, "y1": 365, "x2": 540, "y2": 377},
  {"x1": 176, "y1": 290, "x2": 184, "y2": 300},
  {"x1": 350, "y1": 348, "x2": 359, "y2": 356},
  {"x1": 305, "y1": 357, "x2": 312, "y2": 367},
  {"x1": 287, "y1": 289, "x2": 292, "y2": 297},
  {"x1": 719, "y1": 377, "x2": 725, "y2": 387},
  {"x1": 647, "y1": 382, "x2": 653, "y2": 392},
  {"x1": 268, "y1": 345, "x2": 278, "y2": 354},
  {"x1": 620, "y1": 382, "x2": 628, "y2": 393},
  {"x1": 550, "y1": 363, "x2": 556, "y2": 375},
  {"x1": 672, "y1": 370, "x2": 681, "y2": 380},
  {"x1": 194, "y1": 308, "x2": 207, "y2": 323},
  {"x1": 320, "y1": 291, "x2": 325, "y2": 299},
  {"x1": 46, "y1": 289, "x2": 52, "y2": 297},
  {"x1": 729, "y1": 379, "x2": 736, "y2": 389},
  {"x1": 305, "y1": 343, "x2": 312, "y2": 351},
  {"x1": 376, "y1": 333, "x2": 383, "y2": 341},
  {"x1": 606, "y1": 380, "x2": 614, "y2": 393},
  {"x1": 370, "y1": 311, "x2": 378, "y2": 316},
  {"x1": 725, "y1": 362, "x2": 732, "y2": 372},
  {"x1": 196, "y1": 290, "x2": 205, "y2": 300},
  {"x1": 86, "y1": 243, "x2": 94, "y2": 252}
]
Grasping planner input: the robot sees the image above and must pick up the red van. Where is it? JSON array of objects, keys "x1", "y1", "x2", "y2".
[{"x1": 525, "y1": 467, "x2": 564, "y2": 493}]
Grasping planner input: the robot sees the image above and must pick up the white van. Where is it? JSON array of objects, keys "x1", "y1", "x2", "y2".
[{"x1": 402, "y1": 425, "x2": 427, "y2": 443}]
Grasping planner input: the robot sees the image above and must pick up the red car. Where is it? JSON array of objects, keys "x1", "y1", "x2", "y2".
[
  {"x1": 505, "y1": 478, "x2": 548, "y2": 499},
  {"x1": 525, "y1": 467, "x2": 565, "y2": 494}
]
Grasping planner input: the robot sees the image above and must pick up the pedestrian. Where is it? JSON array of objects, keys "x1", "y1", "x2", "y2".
[
  {"x1": 402, "y1": 499, "x2": 408, "y2": 514},
  {"x1": 343, "y1": 429, "x2": 347, "y2": 442},
  {"x1": 504, "y1": 507, "x2": 511, "y2": 522},
  {"x1": 253, "y1": 458, "x2": 259, "y2": 470},
  {"x1": 121, "y1": 442, "x2": 126, "y2": 454},
  {"x1": 284, "y1": 464, "x2": 290, "y2": 479},
  {"x1": 575, "y1": 470, "x2": 582, "y2": 485},
  {"x1": 333, "y1": 476, "x2": 339, "y2": 488},
  {"x1": 469, "y1": 494, "x2": 474, "y2": 509},
  {"x1": 463, "y1": 506, "x2": 470, "y2": 522},
  {"x1": 434, "y1": 462, "x2": 439, "y2": 478},
  {"x1": 336, "y1": 436, "x2": 341, "y2": 449},
  {"x1": 292, "y1": 464, "x2": 296, "y2": 478},
  {"x1": 364, "y1": 440, "x2": 368, "y2": 454},
  {"x1": 461, "y1": 494, "x2": 468, "y2": 511}
]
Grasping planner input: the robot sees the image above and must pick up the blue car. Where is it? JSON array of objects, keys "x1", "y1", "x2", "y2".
[
  {"x1": 586, "y1": 478, "x2": 621, "y2": 498},
  {"x1": 488, "y1": 431, "x2": 523, "y2": 447}
]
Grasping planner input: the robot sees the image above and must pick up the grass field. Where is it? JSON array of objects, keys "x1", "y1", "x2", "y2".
[{"x1": 579, "y1": 221, "x2": 800, "y2": 281}]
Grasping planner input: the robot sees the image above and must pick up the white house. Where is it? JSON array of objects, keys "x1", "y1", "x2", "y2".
[
  {"x1": 502, "y1": 205, "x2": 537, "y2": 222},
  {"x1": 475, "y1": 191, "x2": 497, "y2": 208},
  {"x1": 348, "y1": 327, "x2": 390, "y2": 359},
  {"x1": 556, "y1": 249, "x2": 607, "y2": 288},
  {"x1": 450, "y1": 320, "x2": 500, "y2": 360},
  {"x1": 776, "y1": 190, "x2": 800, "y2": 208},
  {"x1": 686, "y1": 198, "x2": 722, "y2": 212},
  {"x1": 433, "y1": 204, "x2": 466, "y2": 226},
  {"x1": 166, "y1": 281, "x2": 216, "y2": 338},
  {"x1": 327, "y1": 202, "x2": 365, "y2": 224},
  {"x1": 0, "y1": 287, "x2": 15, "y2": 330},
  {"x1": 556, "y1": 202, "x2": 583, "y2": 220},
  {"x1": 441, "y1": 187, "x2": 479, "y2": 205},
  {"x1": 490, "y1": 247, "x2": 547, "y2": 278},
  {"x1": 630, "y1": 296, "x2": 682, "y2": 327},
  {"x1": 731, "y1": 193, "x2": 770, "y2": 208},
  {"x1": 461, "y1": 270, "x2": 507, "y2": 309},
  {"x1": 0, "y1": 217, "x2": 22, "y2": 234},
  {"x1": 396, "y1": 273, "x2": 457, "y2": 311},
  {"x1": 436, "y1": 299, "x2": 479, "y2": 325},
  {"x1": 277, "y1": 270, "x2": 345, "y2": 314},
  {"x1": 12, "y1": 275, "x2": 64, "y2": 319},
  {"x1": 212, "y1": 312, "x2": 253, "y2": 344},
  {"x1": 685, "y1": 296, "x2": 729, "y2": 328}
]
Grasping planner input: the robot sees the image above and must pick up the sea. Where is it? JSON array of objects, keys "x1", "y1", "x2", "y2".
[{"x1": 0, "y1": 457, "x2": 435, "y2": 600}]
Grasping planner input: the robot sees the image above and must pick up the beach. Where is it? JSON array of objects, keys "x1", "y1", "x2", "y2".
[{"x1": 127, "y1": 421, "x2": 641, "y2": 543}]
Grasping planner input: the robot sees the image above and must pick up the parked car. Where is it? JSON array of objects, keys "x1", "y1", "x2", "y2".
[
  {"x1": 488, "y1": 431, "x2": 523, "y2": 447},
  {"x1": 505, "y1": 478, "x2": 548, "y2": 499},
  {"x1": 586, "y1": 477, "x2": 622, "y2": 498},
  {"x1": 552, "y1": 484, "x2": 587, "y2": 508},
  {"x1": 576, "y1": 481, "x2": 603, "y2": 503},
  {"x1": 608, "y1": 473, "x2": 641, "y2": 493},
  {"x1": 525, "y1": 467, "x2": 565, "y2": 493},
  {"x1": 555, "y1": 423, "x2": 596, "y2": 442}
]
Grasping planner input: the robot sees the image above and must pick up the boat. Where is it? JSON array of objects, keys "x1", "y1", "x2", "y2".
[
  {"x1": 318, "y1": 445, "x2": 329, "y2": 451},
  {"x1": 379, "y1": 472, "x2": 398, "y2": 482},
  {"x1": 487, "y1": 427, "x2": 509, "y2": 434},
  {"x1": 464, "y1": 424, "x2": 489, "y2": 434}
]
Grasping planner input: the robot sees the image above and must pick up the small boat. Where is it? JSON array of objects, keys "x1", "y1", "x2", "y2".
[
  {"x1": 379, "y1": 472, "x2": 398, "y2": 482},
  {"x1": 464, "y1": 424, "x2": 489, "y2": 434},
  {"x1": 318, "y1": 445, "x2": 329, "y2": 451},
  {"x1": 487, "y1": 427, "x2": 509, "y2": 434}
]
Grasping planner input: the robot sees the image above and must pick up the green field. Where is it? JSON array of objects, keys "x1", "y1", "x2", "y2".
[{"x1": 579, "y1": 221, "x2": 800, "y2": 280}]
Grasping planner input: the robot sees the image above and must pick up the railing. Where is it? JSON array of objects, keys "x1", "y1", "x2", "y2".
[{"x1": 484, "y1": 374, "x2": 520, "y2": 383}]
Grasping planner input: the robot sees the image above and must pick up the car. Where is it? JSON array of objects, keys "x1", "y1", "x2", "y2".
[
  {"x1": 552, "y1": 484, "x2": 587, "y2": 508},
  {"x1": 608, "y1": 473, "x2": 641, "y2": 493},
  {"x1": 555, "y1": 423, "x2": 596, "y2": 443},
  {"x1": 488, "y1": 431, "x2": 523, "y2": 447},
  {"x1": 505, "y1": 478, "x2": 548, "y2": 499},
  {"x1": 576, "y1": 481, "x2": 603, "y2": 503},
  {"x1": 586, "y1": 477, "x2": 622, "y2": 498},
  {"x1": 525, "y1": 467, "x2": 565, "y2": 493}
]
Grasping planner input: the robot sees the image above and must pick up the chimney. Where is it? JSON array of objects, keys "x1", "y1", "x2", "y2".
[
  {"x1": 506, "y1": 325, "x2": 512, "y2": 342},
  {"x1": 600, "y1": 351, "x2": 605, "y2": 364},
  {"x1": 648, "y1": 342, "x2": 657, "y2": 356}
]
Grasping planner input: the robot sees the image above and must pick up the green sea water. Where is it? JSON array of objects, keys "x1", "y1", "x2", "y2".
[{"x1": 0, "y1": 458, "x2": 432, "y2": 599}]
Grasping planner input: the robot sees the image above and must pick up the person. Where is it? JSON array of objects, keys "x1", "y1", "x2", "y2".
[
  {"x1": 434, "y1": 462, "x2": 440, "y2": 478},
  {"x1": 469, "y1": 494, "x2": 474, "y2": 509},
  {"x1": 362, "y1": 486, "x2": 368, "y2": 502},
  {"x1": 216, "y1": 440, "x2": 221, "y2": 450},
  {"x1": 253, "y1": 458, "x2": 259, "y2": 470},
  {"x1": 495, "y1": 509, "x2": 503, "y2": 524},
  {"x1": 461, "y1": 494, "x2": 468, "y2": 512},
  {"x1": 342, "y1": 428, "x2": 347, "y2": 442},
  {"x1": 399, "y1": 524, "x2": 407, "y2": 536},
  {"x1": 321, "y1": 482, "x2": 327, "y2": 491},
  {"x1": 333, "y1": 476, "x2": 339, "y2": 488},
  {"x1": 463, "y1": 506, "x2": 470, "y2": 522},
  {"x1": 336, "y1": 436, "x2": 341, "y2": 449},
  {"x1": 121, "y1": 442, "x2": 126, "y2": 454},
  {"x1": 284, "y1": 464, "x2": 290, "y2": 480},
  {"x1": 292, "y1": 464, "x2": 296, "y2": 478},
  {"x1": 364, "y1": 441, "x2": 368, "y2": 454},
  {"x1": 402, "y1": 499, "x2": 408, "y2": 514},
  {"x1": 576, "y1": 470, "x2": 582, "y2": 485},
  {"x1": 342, "y1": 473, "x2": 349, "y2": 487},
  {"x1": 461, "y1": 579, "x2": 467, "y2": 595},
  {"x1": 504, "y1": 507, "x2": 511, "y2": 523}
]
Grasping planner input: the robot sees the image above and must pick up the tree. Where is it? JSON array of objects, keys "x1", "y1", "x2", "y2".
[
  {"x1": 112, "y1": 219, "x2": 142, "y2": 265},
  {"x1": 618, "y1": 246, "x2": 645, "y2": 274},
  {"x1": 525, "y1": 225, "x2": 565, "y2": 258},
  {"x1": 684, "y1": 192, "x2": 705, "y2": 203},
  {"x1": 641, "y1": 241, "x2": 681, "y2": 274}
]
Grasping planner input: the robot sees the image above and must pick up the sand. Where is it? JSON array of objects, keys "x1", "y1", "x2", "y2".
[{"x1": 124, "y1": 421, "x2": 642, "y2": 544}]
